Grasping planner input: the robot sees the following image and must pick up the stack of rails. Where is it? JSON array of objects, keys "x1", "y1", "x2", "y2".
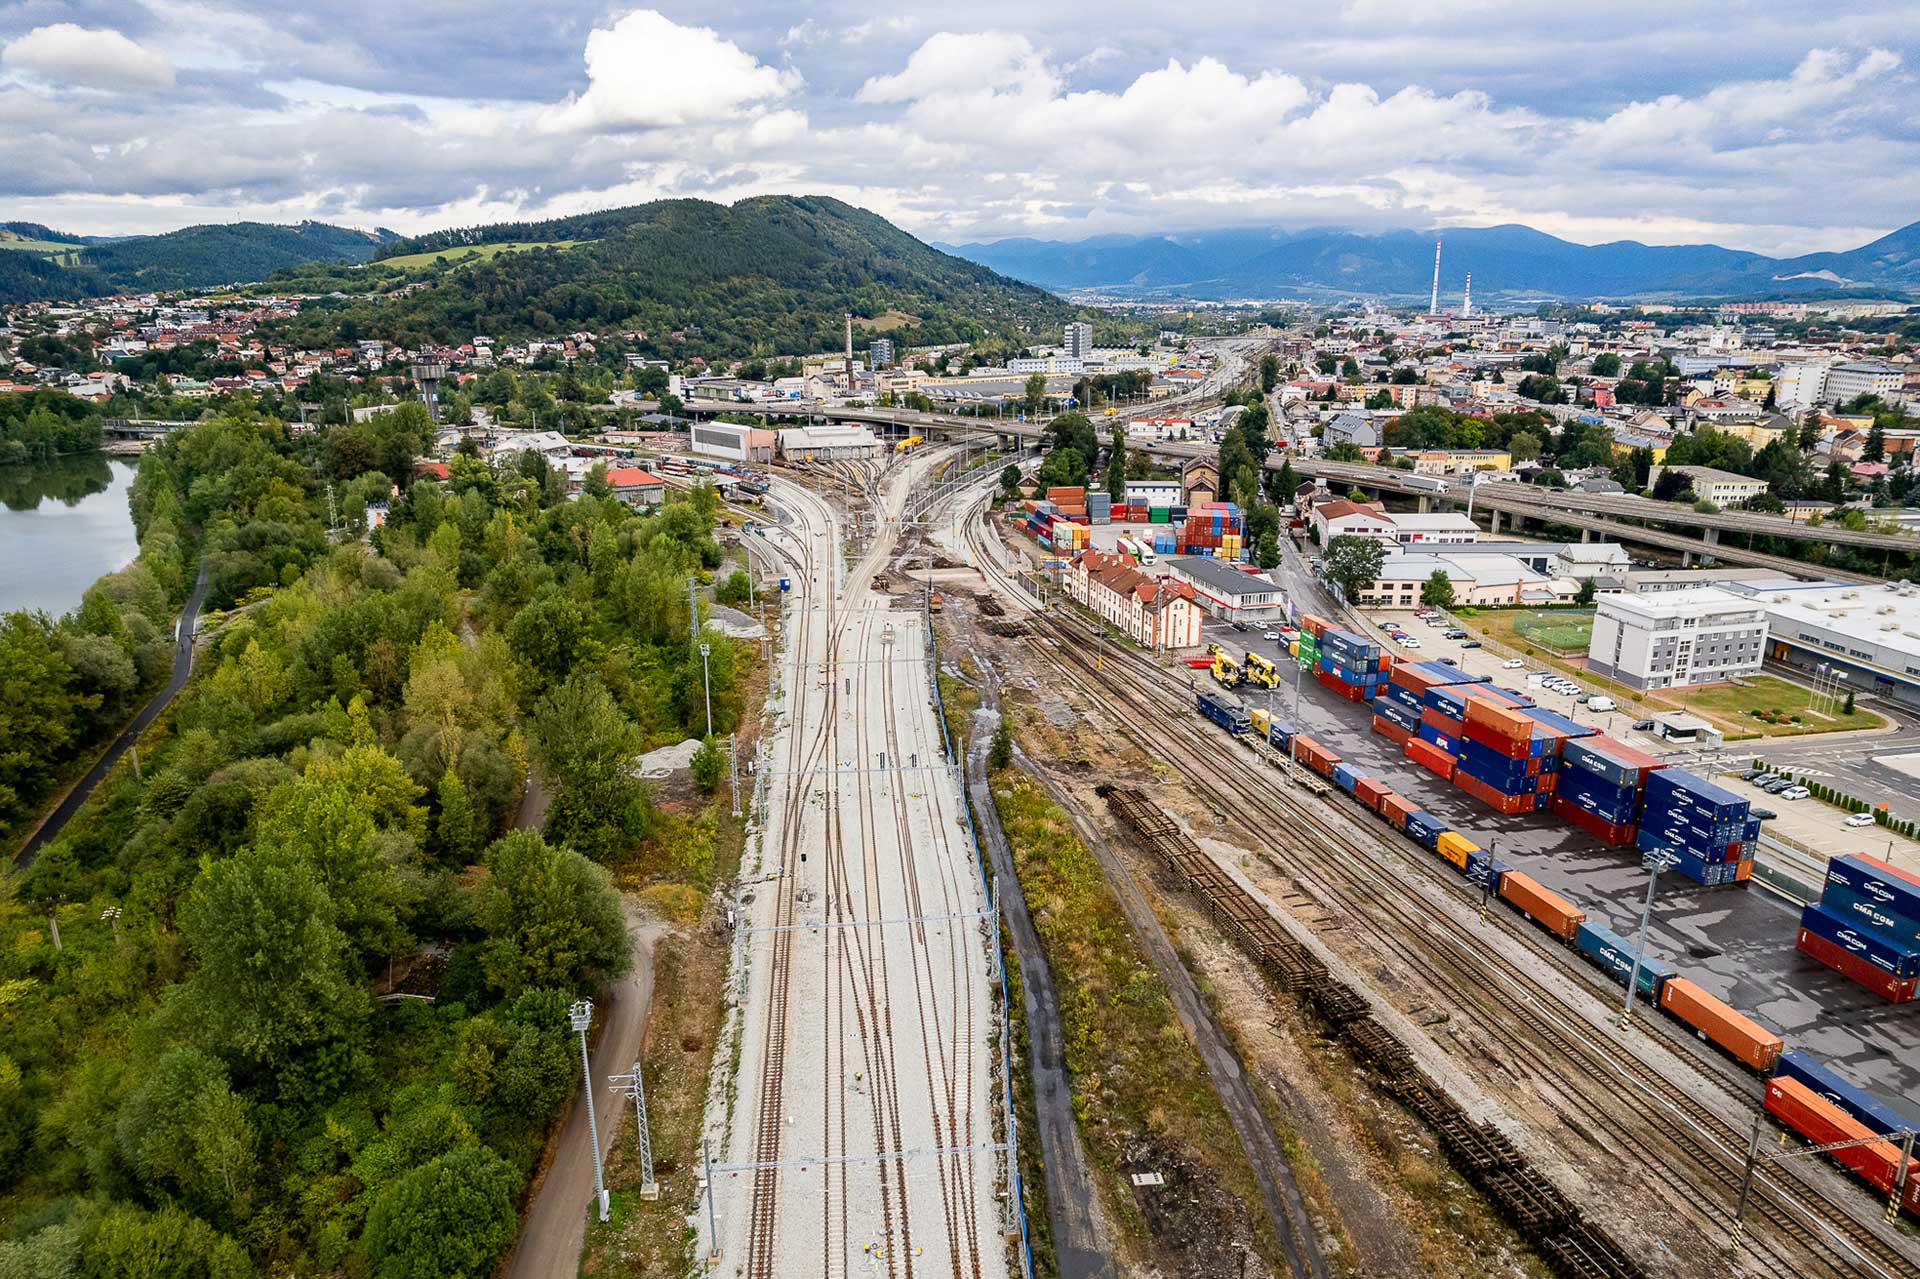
[
  {"x1": 1798, "y1": 853, "x2": 1920, "y2": 1002},
  {"x1": 1100, "y1": 786, "x2": 1647, "y2": 1278}
]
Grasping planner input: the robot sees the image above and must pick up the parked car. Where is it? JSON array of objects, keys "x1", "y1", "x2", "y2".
[
  {"x1": 1444, "y1": 629, "x2": 1468, "y2": 639},
  {"x1": 1760, "y1": 777, "x2": 1795, "y2": 794},
  {"x1": 1846, "y1": 812, "x2": 1875, "y2": 828},
  {"x1": 1632, "y1": 719, "x2": 1655, "y2": 732},
  {"x1": 1262, "y1": 629, "x2": 1281, "y2": 642},
  {"x1": 1587, "y1": 696, "x2": 1616, "y2": 713},
  {"x1": 1781, "y1": 786, "x2": 1811, "y2": 801},
  {"x1": 1502, "y1": 658, "x2": 1524, "y2": 669},
  {"x1": 1460, "y1": 640, "x2": 1482, "y2": 649},
  {"x1": 1231, "y1": 620, "x2": 1249, "y2": 632},
  {"x1": 1437, "y1": 657, "x2": 1459, "y2": 666},
  {"x1": 1751, "y1": 808, "x2": 1777, "y2": 820},
  {"x1": 1740, "y1": 768, "x2": 1768, "y2": 782},
  {"x1": 1399, "y1": 637, "x2": 1422, "y2": 649}
]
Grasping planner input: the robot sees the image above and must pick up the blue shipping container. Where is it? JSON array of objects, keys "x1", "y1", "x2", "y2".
[
  {"x1": 1825, "y1": 855, "x2": 1920, "y2": 923},
  {"x1": 1375, "y1": 700, "x2": 1420, "y2": 731},
  {"x1": 1522, "y1": 706, "x2": 1598, "y2": 739},
  {"x1": 1820, "y1": 886, "x2": 1920, "y2": 950},
  {"x1": 1773, "y1": 1051, "x2": 1919, "y2": 1137},
  {"x1": 1404, "y1": 813, "x2": 1448, "y2": 851},
  {"x1": 1463, "y1": 849, "x2": 1511, "y2": 890},
  {"x1": 1575, "y1": 921, "x2": 1677, "y2": 999},
  {"x1": 1800, "y1": 903, "x2": 1920, "y2": 979},
  {"x1": 1332, "y1": 763, "x2": 1362, "y2": 794},
  {"x1": 1556, "y1": 774, "x2": 1640, "y2": 826},
  {"x1": 1561, "y1": 739, "x2": 1651, "y2": 790},
  {"x1": 1418, "y1": 724, "x2": 1461, "y2": 754},
  {"x1": 1645, "y1": 768, "x2": 1748, "y2": 820}
]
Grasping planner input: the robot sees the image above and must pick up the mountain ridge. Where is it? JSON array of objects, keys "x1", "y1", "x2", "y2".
[{"x1": 938, "y1": 221, "x2": 1920, "y2": 302}]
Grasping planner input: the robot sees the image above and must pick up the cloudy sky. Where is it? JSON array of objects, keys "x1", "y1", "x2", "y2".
[{"x1": 1, "y1": 1, "x2": 1915, "y2": 254}]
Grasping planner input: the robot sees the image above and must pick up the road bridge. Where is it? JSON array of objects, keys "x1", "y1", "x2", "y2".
[{"x1": 101, "y1": 418, "x2": 197, "y2": 439}]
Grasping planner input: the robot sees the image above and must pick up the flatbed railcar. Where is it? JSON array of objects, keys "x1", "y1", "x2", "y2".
[{"x1": 1195, "y1": 689, "x2": 1252, "y2": 735}]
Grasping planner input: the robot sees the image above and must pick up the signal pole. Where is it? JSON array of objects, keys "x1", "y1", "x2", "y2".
[{"x1": 570, "y1": 1000, "x2": 610, "y2": 1221}]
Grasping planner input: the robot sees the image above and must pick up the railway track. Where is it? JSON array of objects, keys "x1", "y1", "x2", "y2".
[{"x1": 956, "y1": 503, "x2": 1919, "y2": 1279}]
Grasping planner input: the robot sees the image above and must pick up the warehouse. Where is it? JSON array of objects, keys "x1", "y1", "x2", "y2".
[
  {"x1": 1163, "y1": 555, "x2": 1284, "y2": 621},
  {"x1": 691, "y1": 421, "x2": 776, "y2": 464},
  {"x1": 603, "y1": 467, "x2": 666, "y2": 507},
  {"x1": 1724, "y1": 578, "x2": 1920, "y2": 712},
  {"x1": 776, "y1": 424, "x2": 882, "y2": 462}
]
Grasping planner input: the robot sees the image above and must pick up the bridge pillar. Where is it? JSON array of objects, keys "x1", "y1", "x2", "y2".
[
  {"x1": 1703, "y1": 528, "x2": 1720, "y2": 546},
  {"x1": 1488, "y1": 510, "x2": 1502, "y2": 536},
  {"x1": 1682, "y1": 550, "x2": 1697, "y2": 567},
  {"x1": 1417, "y1": 496, "x2": 1432, "y2": 514},
  {"x1": 1581, "y1": 528, "x2": 1593, "y2": 543}
]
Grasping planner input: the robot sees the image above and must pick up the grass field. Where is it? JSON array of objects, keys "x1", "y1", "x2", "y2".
[
  {"x1": 1508, "y1": 609, "x2": 1595, "y2": 652},
  {"x1": 0, "y1": 238, "x2": 81, "y2": 255},
  {"x1": 377, "y1": 238, "x2": 588, "y2": 271},
  {"x1": 1650, "y1": 674, "x2": 1887, "y2": 737}
]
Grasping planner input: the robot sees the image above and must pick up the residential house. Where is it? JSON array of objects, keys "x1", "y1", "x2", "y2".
[
  {"x1": 1066, "y1": 550, "x2": 1205, "y2": 649},
  {"x1": 1322, "y1": 411, "x2": 1379, "y2": 449},
  {"x1": 604, "y1": 467, "x2": 666, "y2": 507},
  {"x1": 1310, "y1": 499, "x2": 1395, "y2": 543}
]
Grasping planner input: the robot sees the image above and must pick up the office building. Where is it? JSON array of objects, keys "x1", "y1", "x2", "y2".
[
  {"x1": 1823, "y1": 361, "x2": 1904, "y2": 406},
  {"x1": 1723, "y1": 579, "x2": 1920, "y2": 713},
  {"x1": 1587, "y1": 588, "x2": 1768, "y2": 690},
  {"x1": 1064, "y1": 321, "x2": 1094, "y2": 361},
  {"x1": 1163, "y1": 556, "x2": 1284, "y2": 622},
  {"x1": 868, "y1": 338, "x2": 895, "y2": 369}
]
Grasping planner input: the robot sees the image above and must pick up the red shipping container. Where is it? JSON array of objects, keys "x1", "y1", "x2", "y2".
[
  {"x1": 1465, "y1": 698, "x2": 1532, "y2": 740},
  {"x1": 1317, "y1": 668, "x2": 1364, "y2": 701},
  {"x1": 1764, "y1": 1078, "x2": 1919, "y2": 1212},
  {"x1": 1355, "y1": 777, "x2": 1392, "y2": 811},
  {"x1": 1464, "y1": 717, "x2": 1532, "y2": 760},
  {"x1": 1454, "y1": 771, "x2": 1530, "y2": 815},
  {"x1": 1404, "y1": 738, "x2": 1455, "y2": 780},
  {"x1": 1551, "y1": 796, "x2": 1637, "y2": 844},
  {"x1": 1381, "y1": 793, "x2": 1418, "y2": 830},
  {"x1": 1392, "y1": 664, "x2": 1443, "y2": 694},
  {"x1": 1797, "y1": 928, "x2": 1919, "y2": 1003},
  {"x1": 1854, "y1": 853, "x2": 1920, "y2": 893},
  {"x1": 1372, "y1": 716, "x2": 1412, "y2": 747},
  {"x1": 1421, "y1": 706, "x2": 1463, "y2": 734},
  {"x1": 1293, "y1": 736, "x2": 1339, "y2": 777}
]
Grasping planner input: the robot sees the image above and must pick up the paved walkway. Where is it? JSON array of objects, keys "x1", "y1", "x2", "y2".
[{"x1": 15, "y1": 560, "x2": 210, "y2": 868}]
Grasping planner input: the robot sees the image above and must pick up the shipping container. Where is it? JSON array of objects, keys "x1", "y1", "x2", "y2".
[
  {"x1": 1519, "y1": 705, "x2": 1599, "y2": 740},
  {"x1": 1773, "y1": 1051, "x2": 1916, "y2": 1135},
  {"x1": 1800, "y1": 903, "x2": 1920, "y2": 979},
  {"x1": 1332, "y1": 763, "x2": 1363, "y2": 795},
  {"x1": 1355, "y1": 777, "x2": 1393, "y2": 811},
  {"x1": 1435, "y1": 830, "x2": 1479, "y2": 871},
  {"x1": 1463, "y1": 717, "x2": 1535, "y2": 761},
  {"x1": 1463, "y1": 848, "x2": 1511, "y2": 891},
  {"x1": 1644, "y1": 768, "x2": 1749, "y2": 821},
  {"x1": 1499, "y1": 871, "x2": 1586, "y2": 941},
  {"x1": 1764, "y1": 1077, "x2": 1920, "y2": 1215},
  {"x1": 1454, "y1": 770, "x2": 1534, "y2": 814},
  {"x1": 1797, "y1": 927, "x2": 1918, "y2": 1002},
  {"x1": 1575, "y1": 921, "x2": 1676, "y2": 1000},
  {"x1": 1381, "y1": 793, "x2": 1419, "y2": 831},
  {"x1": 1404, "y1": 812, "x2": 1450, "y2": 851},
  {"x1": 1374, "y1": 698, "x2": 1420, "y2": 731},
  {"x1": 1820, "y1": 886, "x2": 1920, "y2": 950},
  {"x1": 1551, "y1": 794, "x2": 1638, "y2": 846},
  {"x1": 1421, "y1": 705, "x2": 1463, "y2": 733},
  {"x1": 1372, "y1": 716, "x2": 1413, "y2": 748},
  {"x1": 1405, "y1": 737, "x2": 1456, "y2": 780},
  {"x1": 1561, "y1": 736, "x2": 1666, "y2": 790},
  {"x1": 1293, "y1": 736, "x2": 1340, "y2": 778},
  {"x1": 1825, "y1": 855, "x2": 1920, "y2": 924}
]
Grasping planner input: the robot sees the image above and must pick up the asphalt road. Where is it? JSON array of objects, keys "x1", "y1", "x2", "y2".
[
  {"x1": 503, "y1": 898, "x2": 666, "y2": 1279},
  {"x1": 16, "y1": 559, "x2": 211, "y2": 868},
  {"x1": 964, "y1": 686, "x2": 1114, "y2": 1279}
]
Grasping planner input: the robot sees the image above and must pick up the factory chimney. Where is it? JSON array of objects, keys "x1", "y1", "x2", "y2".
[
  {"x1": 1430, "y1": 237, "x2": 1442, "y2": 315},
  {"x1": 1461, "y1": 273, "x2": 1473, "y2": 319},
  {"x1": 844, "y1": 312, "x2": 855, "y2": 387}
]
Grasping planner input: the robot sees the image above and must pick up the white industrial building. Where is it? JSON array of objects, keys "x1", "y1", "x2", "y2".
[
  {"x1": 1390, "y1": 513, "x2": 1479, "y2": 545},
  {"x1": 776, "y1": 424, "x2": 882, "y2": 462},
  {"x1": 1823, "y1": 361, "x2": 1904, "y2": 406},
  {"x1": 1163, "y1": 556, "x2": 1285, "y2": 622},
  {"x1": 691, "y1": 420, "x2": 776, "y2": 464},
  {"x1": 1723, "y1": 579, "x2": 1920, "y2": 712},
  {"x1": 1586, "y1": 587, "x2": 1768, "y2": 691}
]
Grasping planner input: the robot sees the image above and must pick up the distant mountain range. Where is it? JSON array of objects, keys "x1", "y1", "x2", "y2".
[
  {"x1": 936, "y1": 221, "x2": 1920, "y2": 304},
  {"x1": 0, "y1": 221, "x2": 398, "y2": 304}
]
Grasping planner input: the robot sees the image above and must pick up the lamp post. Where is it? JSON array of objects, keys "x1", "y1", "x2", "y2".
[
  {"x1": 1620, "y1": 848, "x2": 1679, "y2": 1031},
  {"x1": 700, "y1": 641, "x2": 714, "y2": 738},
  {"x1": 570, "y1": 1000, "x2": 610, "y2": 1222}
]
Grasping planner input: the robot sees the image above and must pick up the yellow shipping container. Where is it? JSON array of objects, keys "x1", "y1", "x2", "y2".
[
  {"x1": 1251, "y1": 707, "x2": 1271, "y2": 737},
  {"x1": 1435, "y1": 830, "x2": 1479, "y2": 869}
]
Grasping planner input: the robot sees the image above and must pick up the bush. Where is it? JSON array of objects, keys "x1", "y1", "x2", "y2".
[{"x1": 690, "y1": 735, "x2": 725, "y2": 793}]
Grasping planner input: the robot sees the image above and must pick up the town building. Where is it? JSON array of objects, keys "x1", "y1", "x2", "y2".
[
  {"x1": 1065, "y1": 550, "x2": 1204, "y2": 650},
  {"x1": 1322, "y1": 412, "x2": 1379, "y2": 449},
  {"x1": 1648, "y1": 464, "x2": 1770, "y2": 504},
  {"x1": 1123, "y1": 480, "x2": 1182, "y2": 509},
  {"x1": 691, "y1": 420, "x2": 777, "y2": 464},
  {"x1": 1722, "y1": 579, "x2": 1920, "y2": 713},
  {"x1": 1358, "y1": 552, "x2": 1573, "y2": 608},
  {"x1": 1064, "y1": 322, "x2": 1094, "y2": 362},
  {"x1": 1310, "y1": 499, "x2": 1395, "y2": 543},
  {"x1": 1162, "y1": 556, "x2": 1284, "y2": 622},
  {"x1": 1182, "y1": 456, "x2": 1221, "y2": 506},
  {"x1": 868, "y1": 338, "x2": 895, "y2": 369},
  {"x1": 1388, "y1": 513, "x2": 1479, "y2": 545},
  {"x1": 1408, "y1": 448, "x2": 1513, "y2": 474},
  {"x1": 1823, "y1": 361, "x2": 1904, "y2": 406},
  {"x1": 604, "y1": 467, "x2": 666, "y2": 507},
  {"x1": 776, "y1": 424, "x2": 882, "y2": 462},
  {"x1": 1586, "y1": 587, "x2": 1768, "y2": 691}
]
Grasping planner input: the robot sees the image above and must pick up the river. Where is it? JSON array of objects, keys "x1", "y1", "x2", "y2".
[{"x1": 0, "y1": 454, "x2": 143, "y2": 617}]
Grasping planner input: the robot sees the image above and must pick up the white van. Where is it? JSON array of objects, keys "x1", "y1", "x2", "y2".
[
  {"x1": 1526, "y1": 672, "x2": 1548, "y2": 688},
  {"x1": 1586, "y1": 696, "x2": 1617, "y2": 713}
]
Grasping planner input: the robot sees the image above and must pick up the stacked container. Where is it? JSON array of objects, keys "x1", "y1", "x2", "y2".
[
  {"x1": 1316, "y1": 627, "x2": 1386, "y2": 702},
  {"x1": 1551, "y1": 735, "x2": 1667, "y2": 846},
  {"x1": 1797, "y1": 855, "x2": 1920, "y2": 1002},
  {"x1": 1088, "y1": 492, "x2": 1113, "y2": 525},
  {"x1": 1178, "y1": 501, "x2": 1245, "y2": 560},
  {"x1": 1453, "y1": 698, "x2": 1550, "y2": 815},
  {"x1": 1636, "y1": 769, "x2": 1753, "y2": 886}
]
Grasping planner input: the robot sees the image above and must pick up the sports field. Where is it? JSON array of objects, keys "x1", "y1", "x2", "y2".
[{"x1": 1505, "y1": 609, "x2": 1595, "y2": 652}]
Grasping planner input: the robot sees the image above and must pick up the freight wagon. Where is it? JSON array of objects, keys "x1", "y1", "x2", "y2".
[
  {"x1": 1575, "y1": 921, "x2": 1675, "y2": 1001},
  {"x1": 1195, "y1": 689, "x2": 1252, "y2": 735},
  {"x1": 1657, "y1": 977, "x2": 1783, "y2": 1071},
  {"x1": 1774, "y1": 1050, "x2": 1917, "y2": 1136},
  {"x1": 1764, "y1": 1077, "x2": 1920, "y2": 1218}
]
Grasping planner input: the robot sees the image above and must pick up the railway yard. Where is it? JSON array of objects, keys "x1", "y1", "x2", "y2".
[{"x1": 695, "y1": 446, "x2": 1920, "y2": 1279}]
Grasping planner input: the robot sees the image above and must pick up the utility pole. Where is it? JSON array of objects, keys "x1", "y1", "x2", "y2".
[
  {"x1": 702, "y1": 1139, "x2": 723, "y2": 1264},
  {"x1": 700, "y1": 642, "x2": 714, "y2": 738},
  {"x1": 687, "y1": 575, "x2": 701, "y2": 657},
  {"x1": 607, "y1": 1060, "x2": 660, "y2": 1200},
  {"x1": 1620, "y1": 849, "x2": 1678, "y2": 1030},
  {"x1": 570, "y1": 1000, "x2": 610, "y2": 1221},
  {"x1": 728, "y1": 734, "x2": 741, "y2": 818}
]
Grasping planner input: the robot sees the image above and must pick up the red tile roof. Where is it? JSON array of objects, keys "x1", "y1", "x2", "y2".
[{"x1": 606, "y1": 467, "x2": 663, "y2": 488}]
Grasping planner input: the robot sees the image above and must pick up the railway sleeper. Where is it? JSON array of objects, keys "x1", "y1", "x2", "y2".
[{"x1": 1308, "y1": 980, "x2": 1370, "y2": 1025}]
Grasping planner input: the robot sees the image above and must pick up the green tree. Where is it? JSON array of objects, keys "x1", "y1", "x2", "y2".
[
  {"x1": 691, "y1": 734, "x2": 725, "y2": 793},
  {"x1": 1420, "y1": 570, "x2": 1455, "y2": 609},
  {"x1": 477, "y1": 829, "x2": 630, "y2": 996},
  {"x1": 436, "y1": 766, "x2": 481, "y2": 863},
  {"x1": 363, "y1": 1146, "x2": 519, "y2": 1279},
  {"x1": 1591, "y1": 352, "x2": 1621, "y2": 377},
  {"x1": 1843, "y1": 690, "x2": 1855, "y2": 715},
  {"x1": 1259, "y1": 353, "x2": 1279, "y2": 393},
  {"x1": 174, "y1": 846, "x2": 371, "y2": 1098},
  {"x1": 1023, "y1": 372, "x2": 1047, "y2": 414},
  {"x1": 1106, "y1": 425, "x2": 1127, "y2": 503},
  {"x1": 81, "y1": 1204, "x2": 254, "y2": 1279},
  {"x1": 1575, "y1": 578, "x2": 1597, "y2": 605},
  {"x1": 529, "y1": 674, "x2": 650, "y2": 860},
  {"x1": 1864, "y1": 420, "x2": 1886, "y2": 464},
  {"x1": 115, "y1": 1048, "x2": 257, "y2": 1221},
  {"x1": 1323, "y1": 535, "x2": 1387, "y2": 600},
  {"x1": 1651, "y1": 470, "x2": 1694, "y2": 503},
  {"x1": 0, "y1": 612, "x2": 88, "y2": 830},
  {"x1": 1507, "y1": 430, "x2": 1542, "y2": 463},
  {"x1": 989, "y1": 715, "x2": 1013, "y2": 770},
  {"x1": 999, "y1": 464, "x2": 1022, "y2": 496},
  {"x1": 1255, "y1": 530, "x2": 1281, "y2": 569}
]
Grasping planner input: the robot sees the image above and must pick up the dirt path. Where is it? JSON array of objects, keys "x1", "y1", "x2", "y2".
[
  {"x1": 963, "y1": 683, "x2": 1116, "y2": 1279},
  {"x1": 503, "y1": 898, "x2": 670, "y2": 1279}
]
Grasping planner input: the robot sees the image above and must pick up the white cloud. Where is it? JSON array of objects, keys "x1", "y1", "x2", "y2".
[
  {"x1": 543, "y1": 9, "x2": 800, "y2": 132},
  {"x1": 1, "y1": 23, "x2": 175, "y2": 89},
  {"x1": 857, "y1": 31, "x2": 1055, "y2": 104}
]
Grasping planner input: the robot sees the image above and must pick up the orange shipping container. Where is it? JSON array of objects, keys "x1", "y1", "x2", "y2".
[
  {"x1": 1465, "y1": 698, "x2": 1533, "y2": 740},
  {"x1": 1372, "y1": 716, "x2": 1412, "y2": 747},
  {"x1": 1659, "y1": 976, "x2": 1783, "y2": 1071},
  {"x1": 1355, "y1": 777, "x2": 1392, "y2": 811},
  {"x1": 1381, "y1": 793, "x2": 1418, "y2": 828},
  {"x1": 1498, "y1": 871, "x2": 1586, "y2": 941},
  {"x1": 1299, "y1": 614, "x2": 1330, "y2": 639}
]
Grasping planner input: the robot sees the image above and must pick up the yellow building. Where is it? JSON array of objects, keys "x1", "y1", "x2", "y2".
[{"x1": 1409, "y1": 448, "x2": 1512, "y2": 474}]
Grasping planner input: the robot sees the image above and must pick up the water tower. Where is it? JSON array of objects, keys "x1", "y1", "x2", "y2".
[{"x1": 411, "y1": 359, "x2": 448, "y2": 422}]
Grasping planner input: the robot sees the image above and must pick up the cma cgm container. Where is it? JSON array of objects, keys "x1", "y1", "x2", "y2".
[
  {"x1": 1404, "y1": 812, "x2": 1449, "y2": 851},
  {"x1": 1499, "y1": 871, "x2": 1587, "y2": 941},
  {"x1": 1763, "y1": 1078, "x2": 1920, "y2": 1216},
  {"x1": 1643, "y1": 769, "x2": 1749, "y2": 838},
  {"x1": 1820, "y1": 886, "x2": 1920, "y2": 951},
  {"x1": 1551, "y1": 794, "x2": 1637, "y2": 847},
  {"x1": 1800, "y1": 903, "x2": 1920, "y2": 979},
  {"x1": 1575, "y1": 921, "x2": 1676, "y2": 1000},
  {"x1": 1464, "y1": 848, "x2": 1511, "y2": 890},
  {"x1": 1772, "y1": 1050, "x2": 1917, "y2": 1135},
  {"x1": 1374, "y1": 698, "x2": 1420, "y2": 732},
  {"x1": 1561, "y1": 736, "x2": 1666, "y2": 790},
  {"x1": 1825, "y1": 855, "x2": 1920, "y2": 923},
  {"x1": 1553, "y1": 768, "x2": 1641, "y2": 825},
  {"x1": 1661, "y1": 977, "x2": 1784, "y2": 1071},
  {"x1": 1520, "y1": 705, "x2": 1598, "y2": 741}
]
